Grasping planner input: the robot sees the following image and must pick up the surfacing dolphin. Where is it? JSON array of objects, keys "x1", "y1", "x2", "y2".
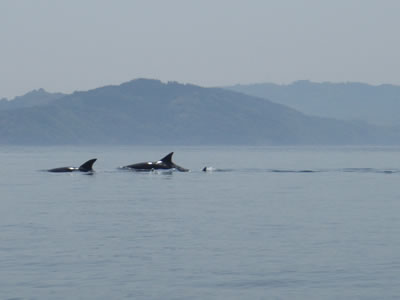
[
  {"x1": 47, "y1": 159, "x2": 97, "y2": 173},
  {"x1": 202, "y1": 166, "x2": 232, "y2": 172},
  {"x1": 121, "y1": 152, "x2": 189, "y2": 172}
]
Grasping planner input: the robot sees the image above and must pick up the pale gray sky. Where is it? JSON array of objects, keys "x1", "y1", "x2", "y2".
[{"x1": 1, "y1": 0, "x2": 400, "y2": 98}]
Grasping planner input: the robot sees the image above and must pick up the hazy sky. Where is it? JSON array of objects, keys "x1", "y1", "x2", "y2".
[{"x1": 1, "y1": 0, "x2": 400, "y2": 98}]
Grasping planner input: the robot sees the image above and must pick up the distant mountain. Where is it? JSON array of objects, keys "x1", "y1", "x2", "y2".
[
  {"x1": 226, "y1": 80, "x2": 400, "y2": 126},
  {"x1": 0, "y1": 79, "x2": 398, "y2": 145},
  {"x1": 0, "y1": 88, "x2": 65, "y2": 111}
]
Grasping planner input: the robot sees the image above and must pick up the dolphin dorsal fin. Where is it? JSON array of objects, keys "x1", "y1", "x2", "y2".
[
  {"x1": 79, "y1": 158, "x2": 97, "y2": 172},
  {"x1": 160, "y1": 152, "x2": 174, "y2": 164}
]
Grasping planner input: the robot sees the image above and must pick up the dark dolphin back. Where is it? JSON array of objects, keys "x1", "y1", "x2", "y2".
[
  {"x1": 173, "y1": 164, "x2": 189, "y2": 172},
  {"x1": 79, "y1": 159, "x2": 97, "y2": 172},
  {"x1": 48, "y1": 166, "x2": 74, "y2": 173},
  {"x1": 122, "y1": 152, "x2": 189, "y2": 172}
]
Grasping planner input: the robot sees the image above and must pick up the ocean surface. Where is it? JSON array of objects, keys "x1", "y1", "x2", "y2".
[{"x1": 1, "y1": 146, "x2": 400, "y2": 299}]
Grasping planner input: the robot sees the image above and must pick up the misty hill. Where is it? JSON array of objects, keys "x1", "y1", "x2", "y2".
[
  {"x1": 0, "y1": 89, "x2": 65, "y2": 111},
  {"x1": 227, "y1": 80, "x2": 400, "y2": 126},
  {"x1": 0, "y1": 79, "x2": 398, "y2": 145}
]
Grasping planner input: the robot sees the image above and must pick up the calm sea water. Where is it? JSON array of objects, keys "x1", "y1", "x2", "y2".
[{"x1": 1, "y1": 146, "x2": 400, "y2": 299}]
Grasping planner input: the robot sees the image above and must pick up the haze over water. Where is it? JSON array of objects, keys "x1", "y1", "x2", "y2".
[{"x1": 1, "y1": 146, "x2": 400, "y2": 299}]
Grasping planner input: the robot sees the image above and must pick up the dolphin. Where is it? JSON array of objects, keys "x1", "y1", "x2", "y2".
[
  {"x1": 47, "y1": 158, "x2": 97, "y2": 173},
  {"x1": 202, "y1": 166, "x2": 215, "y2": 172},
  {"x1": 121, "y1": 152, "x2": 189, "y2": 172},
  {"x1": 202, "y1": 166, "x2": 232, "y2": 172}
]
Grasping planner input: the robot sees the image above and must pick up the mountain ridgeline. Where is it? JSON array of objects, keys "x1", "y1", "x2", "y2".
[
  {"x1": 227, "y1": 80, "x2": 400, "y2": 126},
  {"x1": 0, "y1": 79, "x2": 399, "y2": 145},
  {"x1": 0, "y1": 88, "x2": 65, "y2": 111}
]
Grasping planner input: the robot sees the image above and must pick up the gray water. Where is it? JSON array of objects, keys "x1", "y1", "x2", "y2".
[{"x1": 1, "y1": 146, "x2": 400, "y2": 299}]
